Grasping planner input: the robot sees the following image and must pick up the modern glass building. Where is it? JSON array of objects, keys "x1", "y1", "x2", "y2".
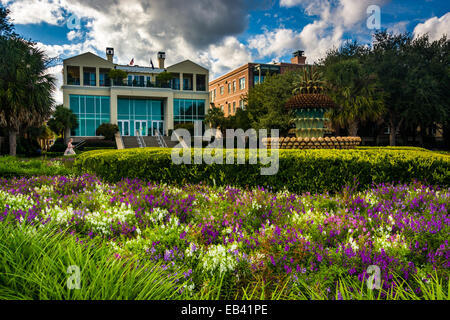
[{"x1": 62, "y1": 48, "x2": 209, "y2": 138}]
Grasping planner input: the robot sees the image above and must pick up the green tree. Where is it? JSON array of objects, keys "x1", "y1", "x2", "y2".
[
  {"x1": 323, "y1": 58, "x2": 384, "y2": 136},
  {"x1": 245, "y1": 70, "x2": 301, "y2": 135},
  {"x1": 108, "y1": 69, "x2": 127, "y2": 85},
  {"x1": 96, "y1": 123, "x2": 119, "y2": 141},
  {"x1": 156, "y1": 71, "x2": 173, "y2": 87},
  {"x1": 205, "y1": 104, "x2": 226, "y2": 129},
  {"x1": 0, "y1": 4, "x2": 15, "y2": 37},
  {"x1": 369, "y1": 31, "x2": 449, "y2": 146},
  {"x1": 0, "y1": 37, "x2": 55, "y2": 156},
  {"x1": 47, "y1": 105, "x2": 78, "y2": 142}
]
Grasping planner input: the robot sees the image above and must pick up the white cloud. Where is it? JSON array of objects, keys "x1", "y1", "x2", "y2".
[
  {"x1": 387, "y1": 21, "x2": 409, "y2": 35},
  {"x1": 2, "y1": 0, "x2": 65, "y2": 25},
  {"x1": 413, "y1": 12, "x2": 450, "y2": 41},
  {"x1": 248, "y1": 28, "x2": 302, "y2": 59}
]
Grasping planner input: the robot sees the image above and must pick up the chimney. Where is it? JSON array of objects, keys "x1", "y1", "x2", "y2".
[
  {"x1": 157, "y1": 51, "x2": 166, "y2": 69},
  {"x1": 291, "y1": 50, "x2": 306, "y2": 65},
  {"x1": 106, "y1": 47, "x2": 114, "y2": 63}
]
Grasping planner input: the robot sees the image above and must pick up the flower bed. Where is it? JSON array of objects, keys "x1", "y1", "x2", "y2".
[{"x1": 1, "y1": 175, "x2": 448, "y2": 299}]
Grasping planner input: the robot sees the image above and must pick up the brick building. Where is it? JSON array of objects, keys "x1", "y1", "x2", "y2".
[{"x1": 209, "y1": 50, "x2": 308, "y2": 117}]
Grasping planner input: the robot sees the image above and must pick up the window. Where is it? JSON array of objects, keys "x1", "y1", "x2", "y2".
[
  {"x1": 211, "y1": 89, "x2": 216, "y2": 102},
  {"x1": 239, "y1": 99, "x2": 245, "y2": 110},
  {"x1": 220, "y1": 86, "x2": 224, "y2": 95},
  {"x1": 174, "y1": 99, "x2": 206, "y2": 123},
  {"x1": 233, "y1": 80, "x2": 236, "y2": 92},
  {"x1": 183, "y1": 73, "x2": 193, "y2": 90},
  {"x1": 67, "y1": 66, "x2": 80, "y2": 85},
  {"x1": 220, "y1": 105, "x2": 224, "y2": 112},
  {"x1": 99, "y1": 68, "x2": 110, "y2": 86},
  {"x1": 70, "y1": 95, "x2": 110, "y2": 136},
  {"x1": 239, "y1": 77, "x2": 246, "y2": 90},
  {"x1": 228, "y1": 103, "x2": 231, "y2": 115},
  {"x1": 196, "y1": 74, "x2": 206, "y2": 91},
  {"x1": 171, "y1": 73, "x2": 180, "y2": 90},
  {"x1": 232, "y1": 102, "x2": 236, "y2": 114},
  {"x1": 118, "y1": 98, "x2": 164, "y2": 136},
  {"x1": 228, "y1": 83, "x2": 231, "y2": 93},
  {"x1": 83, "y1": 67, "x2": 96, "y2": 86}
]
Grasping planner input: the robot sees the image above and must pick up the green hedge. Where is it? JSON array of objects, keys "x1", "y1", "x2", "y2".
[
  {"x1": 74, "y1": 147, "x2": 450, "y2": 193},
  {"x1": 0, "y1": 156, "x2": 74, "y2": 178}
]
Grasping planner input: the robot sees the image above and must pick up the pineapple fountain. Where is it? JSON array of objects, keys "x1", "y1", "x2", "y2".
[{"x1": 264, "y1": 67, "x2": 361, "y2": 149}]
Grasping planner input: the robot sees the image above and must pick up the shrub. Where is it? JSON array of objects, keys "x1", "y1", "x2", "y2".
[
  {"x1": 96, "y1": 123, "x2": 119, "y2": 141},
  {"x1": 74, "y1": 147, "x2": 450, "y2": 193},
  {"x1": 0, "y1": 156, "x2": 73, "y2": 178}
]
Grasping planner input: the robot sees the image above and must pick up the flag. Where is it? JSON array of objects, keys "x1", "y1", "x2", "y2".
[
  {"x1": 129, "y1": 58, "x2": 134, "y2": 66},
  {"x1": 150, "y1": 59, "x2": 154, "y2": 69}
]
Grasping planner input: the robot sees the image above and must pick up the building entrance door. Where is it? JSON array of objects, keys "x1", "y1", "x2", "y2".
[
  {"x1": 135, "y1": 121, "x2": 147, "y2": 136},
  {"x1": 118, "y1": 120, "x2": 129, "y2": 136},
  {"x1": 151, "y1": 121, "x2": 164, "y2": 136}
]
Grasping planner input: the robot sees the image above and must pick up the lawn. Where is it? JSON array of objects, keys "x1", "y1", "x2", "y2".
[{"x1": 0, "y1": 173, "x2": 448, "y2": 300}]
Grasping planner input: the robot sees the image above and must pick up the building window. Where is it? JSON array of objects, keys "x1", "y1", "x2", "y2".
[
  {"x1": 83, "y1": 67, "x2": 96, "y2": 86},
  {"x1": 239, "y1": 77, "x2": 246, "y2": 90},
  {"x1": 174, "y1": 99, "x2": 206, "y2": 123},
  {"x1": 228, "y1": 83, "x2": 231, "y2": 93},
  {"x1": 69, "y1": 95, "x2": 110, "y2": 136},
  {"x1": 211, "y1": 89, "x2": 216, "y2": 102},
  {"x1": 232, "y1": 102, "x2": 236, "y2": 114},
  {"x1": 196, "y1": 74, "x2": 206, "y2": 91},
  {"x1": 171, "y1": 73, "x2": 180, "y2": 90},
  {"x1": 228, "y1": 103, "x2": 231, "y2": 115},
  {"x1": 220, "y1": 86, "x2": 224, "y2": 95},
  {"x1": 233, "y1": 80, "x2": 236, "y2": 93},
  {"x1": 220, "y1": 105, "x2": 224, "y2": 112},
  {"x1": 67, "y1": 66, "x2": 80, "y2": 85},
  {"x1": 239, "y1": 99, "x2": 245, "y2": 110},
  {"x1": 183, "y1": 73, "x2": 193, "y2": 90},
  {"x1": 99, "y1": 68, "x2": 110, "y2": 86}
]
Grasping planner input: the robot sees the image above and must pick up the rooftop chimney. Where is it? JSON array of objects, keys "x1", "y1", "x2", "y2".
[
  {"x1": 291, "y1": 50, "x2": 306, "y2": 65},
  {"x1": 157, "y1": 51, "x2": 166, "y2": 69},
  {"x1": 106, "y1": 47, "x2": 114, "y2": 63}
]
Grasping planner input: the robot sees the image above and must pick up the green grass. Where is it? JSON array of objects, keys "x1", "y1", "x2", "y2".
[
  {"x1": 0, "y1": 156, "x2": 74, "y2": 178},
  {"x1": 0, "y1": 223, "x2": 187, "y2": 300}
]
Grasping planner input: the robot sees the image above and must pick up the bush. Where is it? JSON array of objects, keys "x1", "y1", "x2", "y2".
[
  {"x1": 0, "y1": 156, "x2": 73, "y2": 178},
  {"x1": 74, "y1": 147, "x2": 450, "y2": 193},
  {"x1": 96, "y1": 123, "x2": 119, "y2": 141}
]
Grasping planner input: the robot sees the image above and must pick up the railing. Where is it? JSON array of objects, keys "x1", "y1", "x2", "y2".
[
  {"x1": 173, "y1": 131, "x2": 189, "y2": 149},
  {"x1": 73, "y1": 140, "x2": 86, "y2": 150},
  {"x1": 135, "y1": 130, "x2": 146, "y2": 148},
  {"x1": 112, "y1": 79, "x2": 172, "y2": 89},
  {"x1": 155, "y1": 130, "x2": 168, "y2": 148}
]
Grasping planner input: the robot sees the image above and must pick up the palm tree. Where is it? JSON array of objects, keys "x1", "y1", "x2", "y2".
[
  {"x1": 0, "y1": 37, "x2": 55, "y2": 156},
  {"x1": 324, "y1": 58, "x2": 384, "y2": 136}
]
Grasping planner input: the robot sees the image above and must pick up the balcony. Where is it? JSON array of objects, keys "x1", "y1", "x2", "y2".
[{"x1": 111, "y1": 79, "x2": 174, "y2": 89}]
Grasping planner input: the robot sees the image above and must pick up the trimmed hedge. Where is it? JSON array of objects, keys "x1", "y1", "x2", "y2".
[{"x1": 74, "y1": 147, "x2": 450, "y2": 194}]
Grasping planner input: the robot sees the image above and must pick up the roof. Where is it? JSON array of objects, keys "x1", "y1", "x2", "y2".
[{"x1": 116, "y1": 65, "x2": 165, "y2": 74}]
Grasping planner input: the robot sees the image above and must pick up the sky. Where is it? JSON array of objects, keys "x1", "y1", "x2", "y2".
[{"x1": 1, "y1": 0, "x2": 449, "y2": 104}]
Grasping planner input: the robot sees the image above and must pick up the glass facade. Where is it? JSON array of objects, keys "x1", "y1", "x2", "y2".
[
  {"x1": 118, "y1": 97, "x2": 164, "y2": 136},
  {"x1": 174, "y1": 99, "x2": 205, "y2": 123},
  {"x1": 70, "y1": 95, "x2": 111, "y2": 136}
]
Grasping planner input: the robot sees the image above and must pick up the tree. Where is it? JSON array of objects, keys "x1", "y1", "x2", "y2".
[
  {"x1": 96, "y1": 123, "x2": 119, "y2": 141},
  {"x1": 108, "y1": 69, "x2": 127, "y2": 85},
  {"x1": 205, "y1": 104, "x2": 226, "y2": 129},
  {"x1": 323, "y1": 58, "x2": 384, "y2": 136},
  {"x1": 47, "y1": 105, "x2": 78, "y2": 142},
  {"x1": 245, "y1": 70, "x2": 301, "y2": 135},
  {"x1": 0, "y1": 36, "x2": 56, "y2": 156},
  {"x1": 156, "y1": 71, "x2": 173, "y2": 87},
  {"x1": 369, "y1": 31, "x2": 448, "y2": 146},
  {"x1": 0, "y1": 4, "x2": 15, "y2": 37}
]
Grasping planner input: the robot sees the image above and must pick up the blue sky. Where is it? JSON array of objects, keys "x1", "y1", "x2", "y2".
[{"x1": 2, "y1": 0, "x2": 449, "y2": 102}]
